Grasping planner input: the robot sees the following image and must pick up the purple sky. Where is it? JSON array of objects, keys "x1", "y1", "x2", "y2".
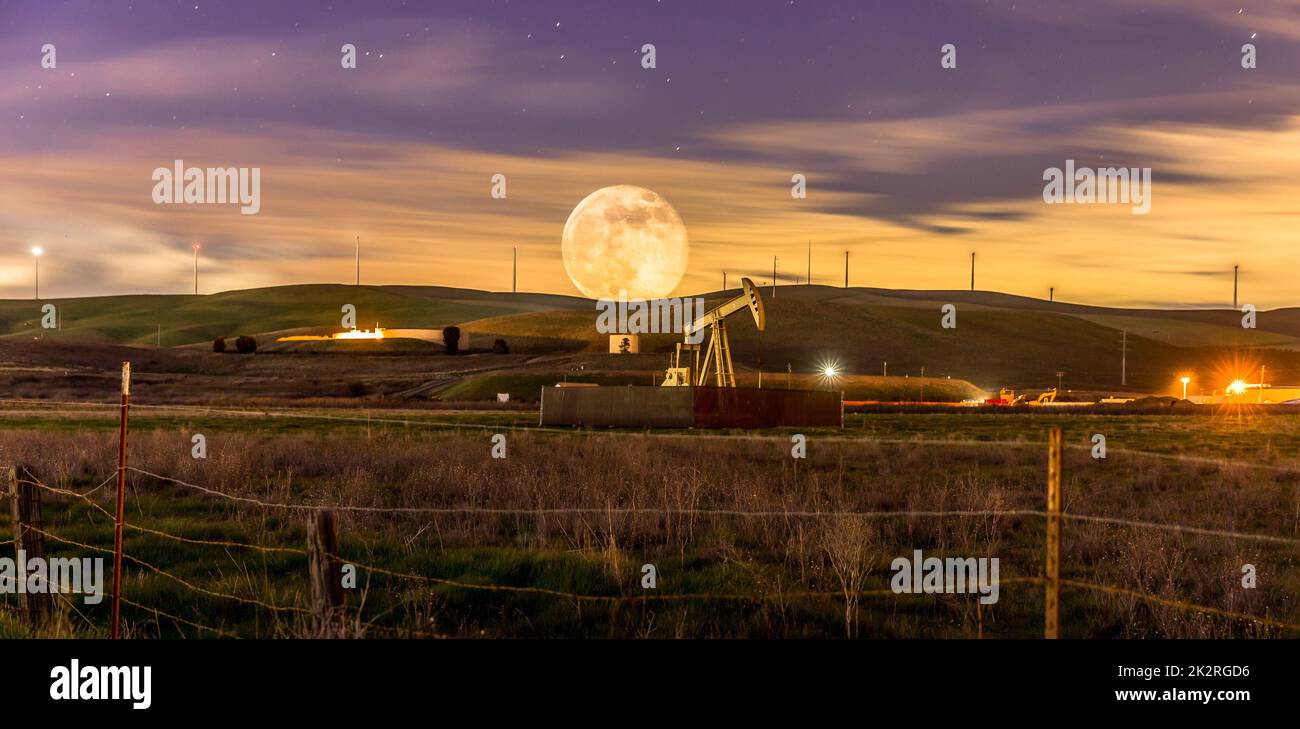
[{"x1": 2, "y1": 0, "x2": 1298, "y2": 305}]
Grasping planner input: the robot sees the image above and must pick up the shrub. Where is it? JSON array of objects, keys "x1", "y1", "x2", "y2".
[
  {"x1": 235, "y1": 335, "x2": 257, "y2": 354},
  {"x1": 442, "y1": 326, "x2": 460, "y2": 355},
  {"x1": 492, "y1": 338, "x2": 509, "y2": 354},
  {"x1": 212, "y1": 337, "x2": 226, "y2": 353}
]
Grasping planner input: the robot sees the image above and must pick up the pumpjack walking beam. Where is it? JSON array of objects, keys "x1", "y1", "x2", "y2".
[{"x1": 663, "y1": 277, "x2": 764, "y2": 387}]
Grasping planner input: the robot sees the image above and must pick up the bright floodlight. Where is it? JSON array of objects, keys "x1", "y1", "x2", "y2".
[
  {"x1": 1180, "y1": 376, "x2": 1190, "y2": 385},
  {"x1": 816, "y1": 357, "x2": 844, "y2": 388},
  {"x1": 31, "y1": 246, "x2": 43, "y2": 256}
]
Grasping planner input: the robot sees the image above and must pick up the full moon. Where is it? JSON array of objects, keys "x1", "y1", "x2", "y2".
[{"x1": 561, "y1": 185, "x2": 689, "y2": 300}]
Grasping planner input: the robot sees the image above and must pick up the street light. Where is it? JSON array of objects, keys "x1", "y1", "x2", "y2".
[
  {"x1": 31, "y1": 247, "x2": 43, "y2": 300},
  {"x1": 817, "y1": 357, "x2": 844, "y2": 390},
  {"x1": 192, "y1": 243, "x2": 201, "y2": 295},
  {"x1": 1179, "y1": 376, "x2": 1191, "y2": 401}
]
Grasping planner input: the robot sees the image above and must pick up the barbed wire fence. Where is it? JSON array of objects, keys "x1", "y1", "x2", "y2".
[{"x1": 2, "y1": 380, "x2": 1299, "y2": 639}]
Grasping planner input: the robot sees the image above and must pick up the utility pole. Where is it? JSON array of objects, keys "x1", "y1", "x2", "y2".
[
  {"x1": 844, "y1": 250, "x2": 849, "y2": 288},
  {"x1": 1233, "y1": 265, "x2": 1239, "y2": 308},
  {"x1": 192, "y1": 243, "x2": 200, "y2": 295},
  {"x1": 970, "y1": 252, "x2": 976, "y2": 291},
  {"x1": 806, "y1": 239, "x2": 811, "y2": 285},
  {"x1": 1121, "y1": 329, "x2": 1127, "y2": 386},
  {"x1": 512, "y1": 244, "x2": 517, "y2": 293},
  {"x1": 355, "y1": 236, "x2": 360, "y2": 286},
  {"x1": 772, "y1": 256, "x2": 777, "y2": 299},
  {"x1": 1049, "y1": 287, "x2": 1054, "y2": 303},
  {"x1": 723, "y1": 271, "x2": 727, "y2": 290}
]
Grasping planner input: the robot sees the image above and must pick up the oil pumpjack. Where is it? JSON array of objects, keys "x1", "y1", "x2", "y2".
[{"x1": 661, "y1": 276, "x2": 765, "y2": 387}]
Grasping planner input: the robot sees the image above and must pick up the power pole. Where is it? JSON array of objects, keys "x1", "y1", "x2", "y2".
[
  {"x1": 192, "y1": 243, "x2": 200, "y2": 295},
  {"x1": 1049, "y1": 286, "x2": 1054, "y2": 303},
  {"x1": 844, "y1": 250, "x2": 849, "y2": 288},
  {"x1": 723, "y1": 271, "x2": 727, "y2": 290},
  {"x1": 1233, "y1": 265, "x2": 1239, "y2": 308},
  {"x1": 772, "y1": 256, "x2": 777, "y2": 299},
  {"x1": 806, "y1": 239, "x2": 811, "y2": 285},
  {"x1": 970, "y1": 252, "x2": 976, "y2": 291}
]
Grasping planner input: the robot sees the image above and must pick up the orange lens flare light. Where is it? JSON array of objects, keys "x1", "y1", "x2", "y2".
[{"x1": 333, "y1": 327, "x2": 385, "y2": 340}]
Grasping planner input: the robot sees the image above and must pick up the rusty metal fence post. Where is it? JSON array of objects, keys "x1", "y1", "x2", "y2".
[{"x1": 111, "y1": 362, "x2": 131, "y2": 639}]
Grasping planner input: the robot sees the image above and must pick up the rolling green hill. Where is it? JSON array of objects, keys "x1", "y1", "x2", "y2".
[
  {"x1": 5, "y1": 283, "x2": 1299, "y2": 394},
  {"x1": 0, "y1": 284, "x2": 588, "y2": 347},
  {"x1": 462, "y1": 286, "x2": 1300, "y2": 392}
]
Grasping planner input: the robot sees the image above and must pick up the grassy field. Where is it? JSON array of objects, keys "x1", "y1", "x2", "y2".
[
  {"x1": 2, "y1": 408, "x2": 1296, "y2": 639},
  {"x1": 8, "y1": 283, "x2": 1300, "y2": 396},
  {"x1": 0, "y1": 284, "x2": 587, "y2": 347}
]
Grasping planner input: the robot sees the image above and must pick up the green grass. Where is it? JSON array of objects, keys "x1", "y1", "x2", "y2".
[
  {"x1": 0, "y1": 284, "x2": 586, "y2": 347},
  {"x1": 3, "y1": 409, "x2": 1298, "y2": 638},
  {"x1": 9, "y1": 282, "x2": 1300, "y2": 397}
]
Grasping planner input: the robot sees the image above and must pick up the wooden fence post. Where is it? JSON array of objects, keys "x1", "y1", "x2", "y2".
[
  {"x1": 1045, "y1": 426, "x2": 1063, "y2": 639},
  {"x1": 307, "y1": 509, "x2": 344, "y2": 636},
  {"x1": 9, "y1": 465, "x2": 54, "y2": 627}
]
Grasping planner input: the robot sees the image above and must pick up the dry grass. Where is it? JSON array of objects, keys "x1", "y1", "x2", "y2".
[{"x1": 1, "y1": 422, "x2": 1297, "y2": 638}]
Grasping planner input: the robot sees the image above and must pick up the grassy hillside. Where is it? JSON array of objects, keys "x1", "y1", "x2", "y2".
[
  {"x1": 0, "y1": 284, "x2": 587, "y2": 347},
  {"x1": 6, "y1": 282, "x2": 1300, "y2": 395},
  {"x1": 461, "y1": 293, "x2": 1281, "y2": 391}
]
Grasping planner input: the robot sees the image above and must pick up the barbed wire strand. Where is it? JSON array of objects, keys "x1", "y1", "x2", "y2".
[
  {"x1": 27, "y1": 479, "x2": 308, "y2": 556},
  {"x1": 4, "y1": 451, "x2": 1299, "y2": 636},
  {"x1": 1061, "y1": 578, "x2": 1300, "y2": 632},
  {"x1": 27, "y1": 525, "x2": 309, "y2": 615},
  {"x1": 124, "y1": 467, "x2": 1300, "y2": 546},
  {"x1": 2, "y1": 397, "x2": 1298, "y2": 475},
  {"x1": 119, "y1": 596, "x2": 241, "y2": 638}
]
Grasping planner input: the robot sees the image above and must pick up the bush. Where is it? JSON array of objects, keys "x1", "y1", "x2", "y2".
[
  {"x1": 492, "y1": 338, "x2": 509, "y2": 354},
  {"x1": 442, "y1": 326, "x2": 461, "y2": 355},
  {"x1": 212, "y1": 337, "x2": 226, "y2": 353},
  {"x1": 235, "y1": 335, "x2": 257, "y2": 354}
]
